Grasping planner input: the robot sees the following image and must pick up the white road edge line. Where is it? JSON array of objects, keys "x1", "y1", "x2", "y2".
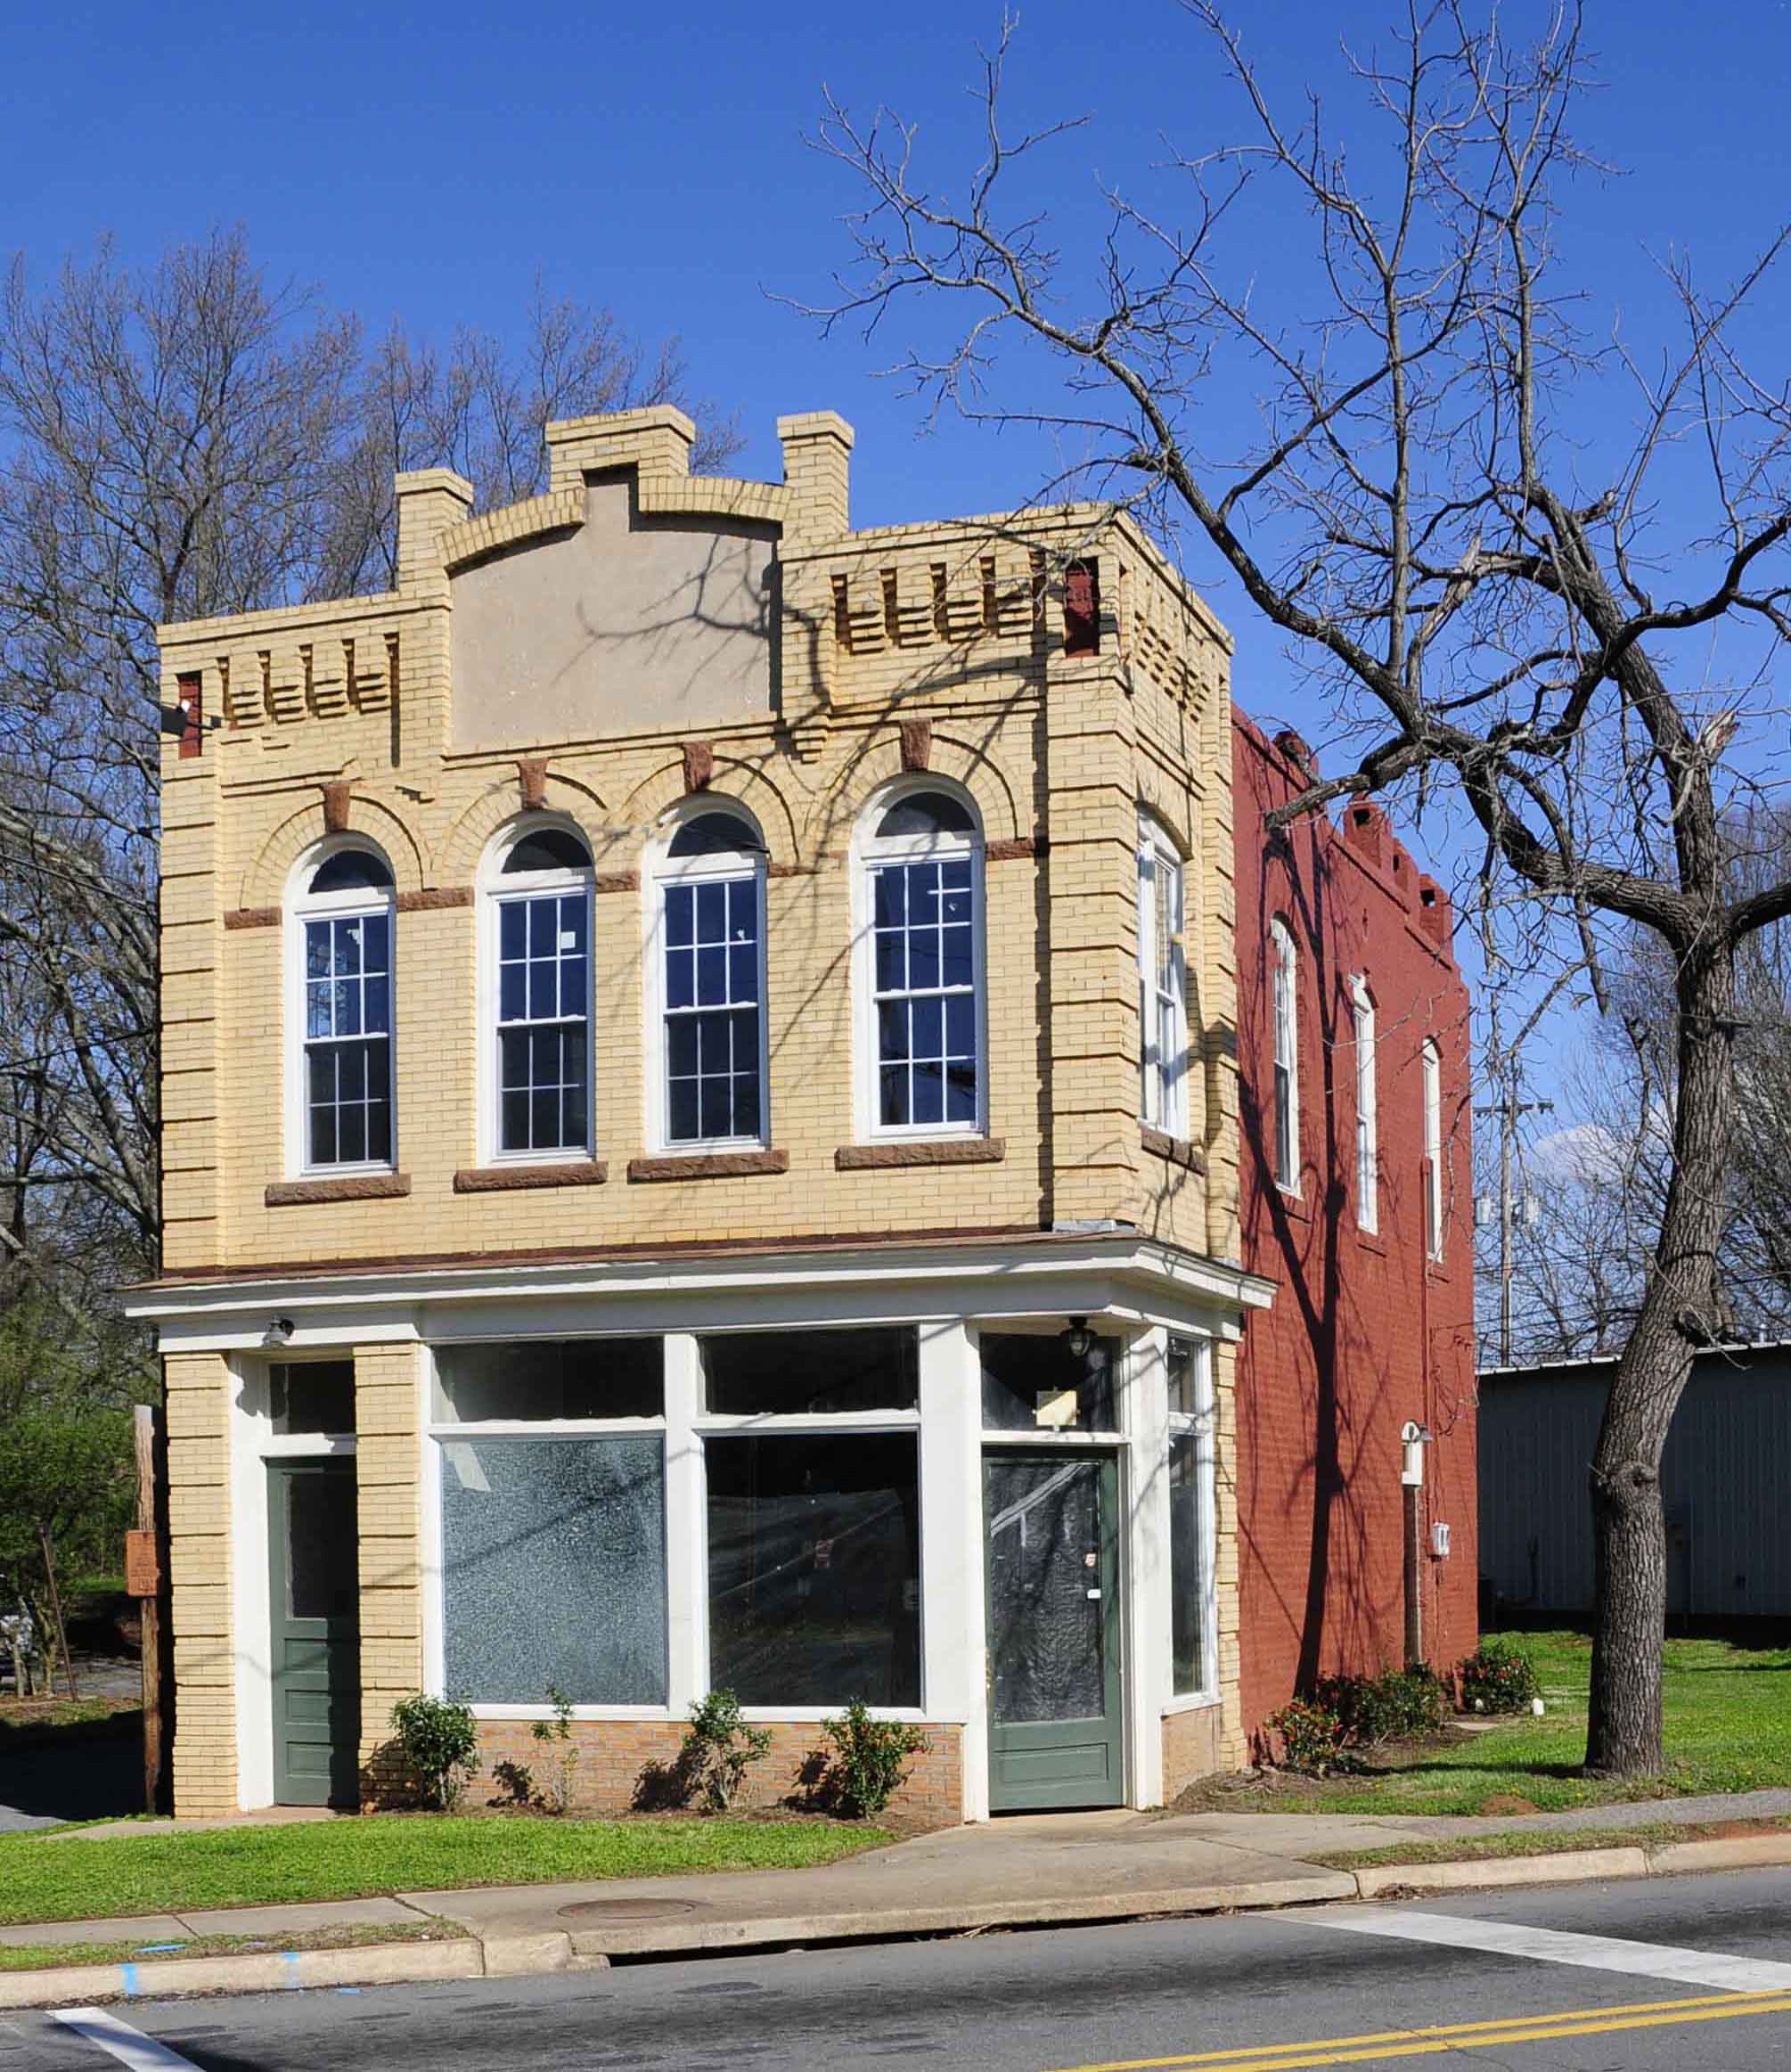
[
  {"x1": 46, "y1": 2007, "x2": 205, "y2": 2070},
  {"x1": 1313, "y1": 1907, "x2": 1791, "y2": 1994}
]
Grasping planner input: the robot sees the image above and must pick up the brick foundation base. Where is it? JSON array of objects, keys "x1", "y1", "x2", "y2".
[{"x1": 371, "y1": 1716, "x2": 966, "y2": 1826}]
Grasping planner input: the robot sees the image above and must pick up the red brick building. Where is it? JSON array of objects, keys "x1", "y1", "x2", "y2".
[{"x1": 1231, "y1": 718, "x2": 1477, "y2": 1739}]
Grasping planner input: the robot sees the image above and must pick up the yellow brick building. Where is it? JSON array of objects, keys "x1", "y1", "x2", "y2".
[{"x1": 130, "y1": 406, "x2": 1272, "y2": 1822}]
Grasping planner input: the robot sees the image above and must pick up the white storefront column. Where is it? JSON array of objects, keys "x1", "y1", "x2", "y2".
[
  {"x1": 920, "y1": 1316, "x2": 988, "y2": 1821},
  {"x1": 662, "y1": 1332, "x2": 705, "y2": 1711},
  {"x1": 1124, "y1": 1325, "x2": 1171, "y2": 1808}
]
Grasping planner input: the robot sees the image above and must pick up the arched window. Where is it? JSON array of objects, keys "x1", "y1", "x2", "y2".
[
  {"x1": 1422, "y1": 1038, "x2": 1443, "y2": 1260},
  {"x1": 482, "y1": 818, "x2": 593, "y2": 1160},
  {"x1": 649, "y1": 804, "x2": 767, "y2": 1148},
  {"x1": 289, "y1": 839, "x2": 396, "y2": 1171},
  {"x1": 1351, "y1": 976, "x2": 1378, "y2": 1233},
  {"x1": 1269, "y1": 919, "x2": 1299, "y2": 1192},
  {"x1": 1137, "y1": 813, "x2": 1187, "y2": 1134},
  {"x1": 855, "y1": 782, "x2": 985, "y2": 1136}
]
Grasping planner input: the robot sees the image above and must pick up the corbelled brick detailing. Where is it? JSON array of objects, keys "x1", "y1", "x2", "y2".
[
  {"x1": 835, "y1": 1139, "x2": 1006, "y2": 1170},
  {"x1": 454, "y1": 1160, "x2": 608, "y2": 1192}
]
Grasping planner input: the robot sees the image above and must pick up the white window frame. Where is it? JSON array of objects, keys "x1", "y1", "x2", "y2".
[
  {"x1": 853, "y1": 777, "x2": 988, "y2": 1142},
  {"x1": 1270, "y1": 917, "x2": 1300, "y2": 1193},
  {"x1": 1137, "y1": 812, "x2": 1189, "y2": 1135},
  {"x1": 283, "y1": 837, "x2": 397, "y2": 1178},
  {"x1": 478, "y1": 817, "x2": 595, "y2": 1167},
  {"x1": 1352, "y1": 976, "x2": 1378, "y2": 1233},
  {"x1": 643, "y1": 803, "x2": 770, "y2": 1155},
  {"x1": 1422, "y1": 1038, "x2": 1444, "y2": 1261},
  {"x1": 423, "y1": 1338, "x2": 673, "y2": 1721},
  {"x1": 1165, "y1": 1334, "x2": 1218, "y2": 1704}
]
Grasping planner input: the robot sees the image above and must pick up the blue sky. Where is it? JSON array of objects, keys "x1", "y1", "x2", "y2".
[{"x1": 8, "y1": 0, "x2": 1788, "y2": 1131}]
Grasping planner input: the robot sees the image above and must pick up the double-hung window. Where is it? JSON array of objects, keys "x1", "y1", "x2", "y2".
[
  {"x1": 1137, "y1": 814, "x2": 1188, "y2": 1134},
  {"x1": 1352, "y1": 976, "x2": 1378, "y2": 1233},
  {"x1": 292, "y1": 845, "x2": 396, "y2": 1171},
  {"x1": 652, "y1": 808, "x2": 767, "y2": 1148},
  {"x1": 1270, "y1": 919, "x2": 1299, "y2": 1192},
  {"x1": 487, "y1": 823, "x2": 593, "y2": 1159},
  {"x1": 1422, "y1": 1039, "x2": 1444, "y2": 1260},
  {"x1": 859, "y1": 785, "x2": 985, "y2": 1135},
  {"x1": 1166, "y1": 1336, "x2": 1216, "y2": 1699}
]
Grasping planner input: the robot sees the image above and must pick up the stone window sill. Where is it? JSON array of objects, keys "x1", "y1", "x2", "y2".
[
  {"x1": 1141, "y1": 1126, "x2": 1207, "y2": 1175},
  {"x1": 626, "y1": 1149, "x2": 789, "y2": 1183},
  {"x1": 454, "y1": 1160, "x2": 608, "y2": 1193},
  {"x1": 266, "y1": 1173, "x2": 411, "y2": 1207},
  {"x1": 835, "y1": 1138, "x2": 1006, "y2": 1170}
]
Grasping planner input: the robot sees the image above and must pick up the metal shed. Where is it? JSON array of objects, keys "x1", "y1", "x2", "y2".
[{"x1": 1478, "y1": 1339, "x2": 1791, "y2": 1622}]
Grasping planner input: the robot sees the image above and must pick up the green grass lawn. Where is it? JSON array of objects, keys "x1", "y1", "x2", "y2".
[
  {"x1": 0, "y1": 1920, "x2": 456, "y2": 1973},
  {"x1": 0, "y1": 1815, "x2": 888, "y2": 1927},
  {"x1": 1309, "y1": 1630, "x2": 1791, "y2": 1816}
]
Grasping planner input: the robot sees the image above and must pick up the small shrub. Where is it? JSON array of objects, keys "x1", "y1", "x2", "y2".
[
  {"x1": 679, "y1": 1690, "x2": 773, "y2": 1814},
  {"x1": 1313, "y1": 1664, "x2": 1448, "y2": 1748},
  {"x1": 1264, "y1": 1697, "x2": 1345, "y2": 1775},
  {"x1": 821, "y1": 1700, "x2": 928, "y2": 1819},
  {"x1": 1458, "y1": 1641, "x2": 1541, "y2": 1714},
  {"x1": 389, "y1": 1692, "x2": 481, "y2": 1811},
  {"x1": 531, "y1": 1684, "x2": 580, "y2": 1815}
]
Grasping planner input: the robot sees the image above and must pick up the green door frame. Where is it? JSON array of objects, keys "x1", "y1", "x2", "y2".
[
  {"x1": 266, "y1": 1457, "x2": 361, "y2": 1808},
  {"x1": 984, "y1": 1447, "x2": 1125, "y2": 1813}
]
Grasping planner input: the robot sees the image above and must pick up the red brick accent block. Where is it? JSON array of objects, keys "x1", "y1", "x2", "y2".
[
  {"x1": 985, "y1": 835, "x2": 1043, "y2": 863},
  {"x1": 899, "y1": 717, "x2": 932, "y2": 772},
  {"x1": 626, "y1": 1149, "x2": 789, "y2": 1183},
  {"x1": 517, "y1": 757, "x2": 549, "y2": 809},
  {"x1": 835, "y1": 1138, "x2": 1005, "y2": 1170},
  {"x1": 593, "y1": 871, "x2": 640, "y2": 895},
  {"x1": 224, "y1": 906, "x2": 281, "y2": 930},
  {"x1": 683, "y1": 740, "x2": 714, "y2": 792},
  {"x1": 1141, "y1": 1126, "x2": 1208, "y2": 1175},
  {"x1": 429, "y1": 1717, "x2": 966, "y2": 1827},
  {"x1": 322, "y1": 781, "x2": 352, "y2": 834},
  {"x1": 265, "y1": 1173, "x2": 412, "y2": 1207},
  {"x1": 454, "y1": 1160, "x2": 608, "y2": 1192},
  {"x1": 397, "y1": 887, "x2": 473, "y2": 913}
]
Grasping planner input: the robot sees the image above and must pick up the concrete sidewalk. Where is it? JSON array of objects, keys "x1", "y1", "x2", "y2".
[{"x1": 7, "y1": 1791, "x2": 1791, "y2": 2009}]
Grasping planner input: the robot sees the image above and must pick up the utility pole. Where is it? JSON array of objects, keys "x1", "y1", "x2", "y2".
[{"x1": 1475, "y1": 1071, "x2": 1553, "y2": 1364}]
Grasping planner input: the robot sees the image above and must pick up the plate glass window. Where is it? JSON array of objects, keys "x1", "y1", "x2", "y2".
[
  {"x1": 493, "y1": 825, "x2": 593, "y2": 1156},
  {"x1": 296, "y1": 847, "x2": 395, "y2": 1169},
  {"x1": 657, "y1": 811, "x2": 766, "y2": 1147},
  {"x1": 1166, "y1": 1337, "x2": 1214, "y2": 1697},
  {"x1": 862, "y1": 788, "x2": 985, "y2": 1134}
]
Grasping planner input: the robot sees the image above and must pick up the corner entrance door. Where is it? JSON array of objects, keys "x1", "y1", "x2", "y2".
[
  {"x1": 267, "y1": 1459, "x2": 361, "y2": 1806},
  {"x1": 984, "y1": 1450, "x2": 1124, "y2": 1811}
]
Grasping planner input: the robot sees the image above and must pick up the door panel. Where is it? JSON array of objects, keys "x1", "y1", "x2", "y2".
[
  {"x1": 985, "y1": 1451, "x2": 1124, "y2": 1811},
  {"x1": 268, "y1": 1461, "x2": 361, "y2": 1807}
]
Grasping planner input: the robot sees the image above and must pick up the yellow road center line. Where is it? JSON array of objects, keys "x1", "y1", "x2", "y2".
[{"x1": 1043, "y1": 1988, "x2": 1791, "y2": 2072}]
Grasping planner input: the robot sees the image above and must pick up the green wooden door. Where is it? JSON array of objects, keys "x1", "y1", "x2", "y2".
[
  {"x1": 984, "y1": 1451, "x2": 1124, "y2": 1811},
  {"x1": 267, "y1": 1459, "x2": 361, "y2": 1806}
]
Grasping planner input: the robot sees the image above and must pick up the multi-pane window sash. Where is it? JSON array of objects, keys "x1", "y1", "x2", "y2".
[
  {"x1": 496, "y1": 889, "x2": 591, "y2": 1154},
  {"x1": 1271, "y1": 921, "x2": 1299, "y2": 1191},
  {"x1": 871, "y1": 856, "x2": 979, "y2": 1130},
  {"x1": 663, "y1": 873, "x2": 764, "y2": 1145},
  {"x1": 1422, "y1": 1040, "x2": 1444, "y2": 1260},
  {"x1": 304, "y1": 909, "x2": 391, "y2": 1167},
  {"x1": 1137, "y1": 819, "x2": 1187, "y2": 1134},
  {"x1": 1353, "y1": 979, "x2": 1378, "y2": 1233}
]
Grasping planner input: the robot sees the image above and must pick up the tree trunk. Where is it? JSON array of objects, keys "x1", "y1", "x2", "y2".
[{"x1": 1585, "y1": 938, "x2": 1737, "y2": 1775}]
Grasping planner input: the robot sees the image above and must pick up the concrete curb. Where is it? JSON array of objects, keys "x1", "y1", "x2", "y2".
[{"x1": 5, "y1": 1835, "x2": 1791, "y2": 2007}]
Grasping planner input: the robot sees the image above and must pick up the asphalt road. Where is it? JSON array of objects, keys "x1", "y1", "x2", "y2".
[{"x1": 10, "y1": 1864, "x2": 1791, "y2": 2071}]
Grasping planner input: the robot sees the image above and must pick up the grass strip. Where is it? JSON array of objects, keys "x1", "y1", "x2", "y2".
[
  {"x1": 0, "y1": 1920, "x2": 455, "y2": 1974},
  {"x1": 0, "y1": 1814, "x2": 886, "y2": 1927},
  {"x1": 1307, "y1": 1815, "x2": 1791, "y2": 1871}
]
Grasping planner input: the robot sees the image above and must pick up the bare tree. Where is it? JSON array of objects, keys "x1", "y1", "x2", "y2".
[
  {"x1": 806, "y1": 4, "x2": 1791, "y2": 1773},
  {"x1": 0, "y1": 228, "x2": 738, "y2": 1305}
]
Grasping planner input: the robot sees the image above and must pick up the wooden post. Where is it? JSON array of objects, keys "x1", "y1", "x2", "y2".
[
  {"x1": 37, "y1": 1522, "x2": 78, "y2": 1700},
  {"x1": 133, "y1": 1404, "x2": 163, "y2": 1815}
]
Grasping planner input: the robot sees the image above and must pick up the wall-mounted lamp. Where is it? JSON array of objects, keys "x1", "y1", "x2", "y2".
[
  {"x1": 264, "y1": 1316, "x2": 295, "y2": 1347},
  {"x1": 1400, "y1": 1420, "x2": 1434, "y2": 1486},
  {"x1": 1061, "y1": 1316, "x2": 1094, "y2": 1361}
]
